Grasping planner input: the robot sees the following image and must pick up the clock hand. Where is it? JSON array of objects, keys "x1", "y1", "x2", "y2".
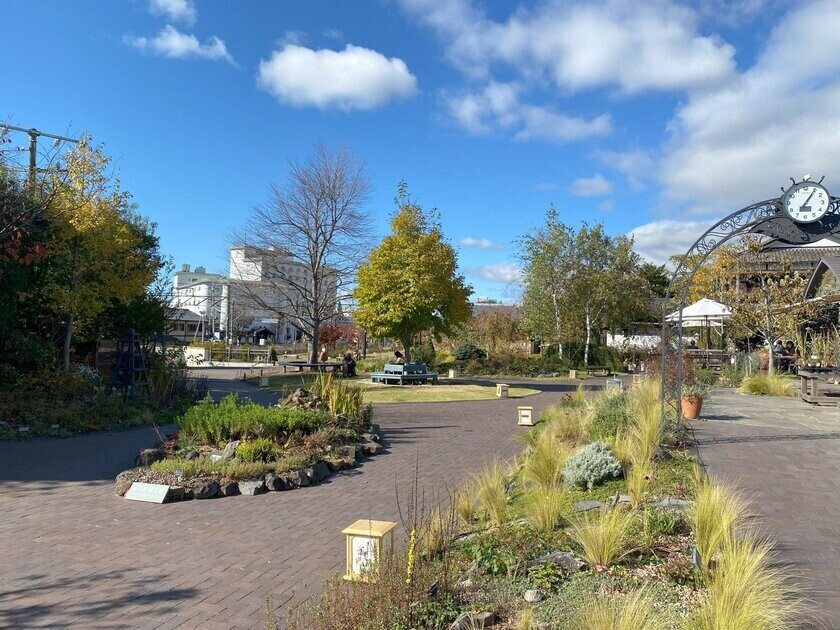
[{"x1": 800, "y1": 188, "x2": 817, "y2": 211}]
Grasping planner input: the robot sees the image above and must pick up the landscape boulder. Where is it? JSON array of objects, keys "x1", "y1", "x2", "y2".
[
  {"x1": 308, "y1": 461, "x2": 331, "y2": 483},
  {"x1": 220, "y1": 440, "x2": 241, "y2": 460},
  {"x1": 193, "y1": 480, "x2": 220, "y2": 499},
  {"x1": 573, "y1": 500, "x2": 605, "y2": 512},
  {"x1": 220, "y1": 481, "x2": 240, "y2": 496},
  {"x1": 281, "y1": 469, "x2": 311, "y2": 488},
  {"x1": 358, "y1": 440, "x2": 383, "y2": 456},
  {"x1": 527, "y1": 550, "x2": 582, "y2": 576},
  {"x1": 135, "y1": 448, "x2": 166, "y2": 467},
  {"x1": 114, "y1": 476, "x2": 134, "y2": 497},
  {"x1": 264, "y1": 473, "x2": 290, "y2": 491},
  {"x1": 239, "y1": 480, "x2": 266, "y2": 496},
  {"x1": 450, "y1": 611, "x2": 495, "y2": 629},
  {"x1": 524, "y1": 589, "x2": 543, "y2": 603}
]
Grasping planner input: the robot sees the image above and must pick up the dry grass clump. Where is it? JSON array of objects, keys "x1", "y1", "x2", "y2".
[
  {"x1": 521, "y1": 430, "x2": 569, "y2": 488},
  {"x1": 522, "y1": 485, "x2": 565, "y2": 534},
  {"x1": 626, "y1": 379, "x2": 662, "y2": 463},
  {"x1": 740, "y1": 373, "x2": 794, "y2": 397},
  {"x1": 571, "y1": 586, "x2": 668, "y2": 630},
  {"x1": 541, "y1": 405, "x2": 590, "y2": 446},
  {"x1": 568, "y1": 507, "x2": 636, "y2": 569},
  {"x1": 625, "y1": 457, "x2": 651, "y2": 509},
  {"x1": 687, "y1": 535, "x2": 805, "y2": 629},
  {"x1": 454, "y1": 486, "x2": 476, "y2": 528},
  {"x1": 690, "y1": 479, "x2": 747, "y2": 573},
  {"x1": 473, "y1": 462, "x2": 509, "y2": 526}
]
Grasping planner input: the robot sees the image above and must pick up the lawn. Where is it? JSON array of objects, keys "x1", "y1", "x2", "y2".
[{"x1": 260, "y1": 373, "x2": 540, "y2": 403}]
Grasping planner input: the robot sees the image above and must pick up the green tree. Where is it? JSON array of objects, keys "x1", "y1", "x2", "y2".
[
  {"x1": 354, "y1": 191, "x2": 472, "y2": 362},
  {"x1": 518, "y1": 206, "x2": 574, "y2": 357},
  {"x1": 638, "y1": 262, "x2": 670, "y2": 298},
  {"x1": 564, "y1": 224, "x2": 648, "y2": 366},
  {"x1": 45, "y1": 140, "x2": 162, "y2": 371}
]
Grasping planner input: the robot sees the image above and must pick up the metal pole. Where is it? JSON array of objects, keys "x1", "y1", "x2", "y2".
[{"x1": 28, "y1": 129, "x2": 37, "y2": 183}]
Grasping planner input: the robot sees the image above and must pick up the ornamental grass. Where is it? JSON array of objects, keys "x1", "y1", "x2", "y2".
[
  {"x1": 740, "y1": 373, "x2": 794, "y2": 397},
  {"x1": 567, "y1": 507, "x2": 636, "y2": 569},
  {"x1": 521, "y1": 430, "x2": 569, "y2": 488},
  {"x1": 690, "y1": 478, "x2": 747, "y2": 573},
  {"x1": 687, "y1": 535, "x2": 805, "y2": 629},
  {"x1": 521, "y1": 485, "x2": 566, "y2": 534},
  {"x1": 473, "y1": 462, "x2": 509, "y2": 526},
  {"x1": 571, "y1": 586, "x2": 668, "y2": 630}
]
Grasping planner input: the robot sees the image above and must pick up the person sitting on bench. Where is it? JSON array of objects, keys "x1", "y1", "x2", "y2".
[
  {"x1": 343, "y1": 352, "x2": 357, "y2": 377},
  {"x1": 318, "y1": 346, "x2": 329, "y2": 363},
  {"x1": 393, "y1": 350, "x2": 405, "y2": 365}
]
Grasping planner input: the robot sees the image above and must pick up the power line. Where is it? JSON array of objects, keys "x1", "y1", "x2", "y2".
[{"x1": 0, "y1": 123, "x2": 79, "y2": 181}]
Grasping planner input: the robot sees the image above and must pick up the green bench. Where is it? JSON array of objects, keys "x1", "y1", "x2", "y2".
[{"x1": 371, "y1": 363, "x2": 438, "y2": 385}]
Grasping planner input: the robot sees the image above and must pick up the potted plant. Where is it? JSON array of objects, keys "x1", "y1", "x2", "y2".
[{"x1": 680, "y1": 383, "x2": 709, "y2": 420}]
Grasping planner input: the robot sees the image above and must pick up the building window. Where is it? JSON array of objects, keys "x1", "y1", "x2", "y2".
[{"x1": 187, "y1": 324, "x2": 198, "y2": 333}]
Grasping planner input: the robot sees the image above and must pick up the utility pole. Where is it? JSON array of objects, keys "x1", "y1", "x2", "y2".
[{"x1": 0, "y1": 123, "x2": 79, "y2": 182}]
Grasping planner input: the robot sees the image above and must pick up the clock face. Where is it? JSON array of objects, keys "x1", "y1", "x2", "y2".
[{"x1": 783, "y1": 182, "x2": 831, "y2": 223}]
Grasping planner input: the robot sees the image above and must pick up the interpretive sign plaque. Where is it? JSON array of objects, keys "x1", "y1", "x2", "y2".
[{"x1": 125, "y1": 482, "x2": 171, "y2": 503}]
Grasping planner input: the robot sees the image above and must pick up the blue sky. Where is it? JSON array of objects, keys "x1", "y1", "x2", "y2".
[{"x1": 3, "y1": 0, "x2": 840, "y2": 301}]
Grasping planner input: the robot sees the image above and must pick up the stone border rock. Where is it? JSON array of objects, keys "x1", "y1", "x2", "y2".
[{"x1": 116, "y1": 430, "x2": 385, "y2": 502}]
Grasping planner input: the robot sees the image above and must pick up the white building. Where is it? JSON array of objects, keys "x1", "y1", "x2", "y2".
[
  {"x1": 171, "y1": 264, "x2": 226, "y2": 336},
  {"x1": 222, "y1": 246, "x2": 328, "y2": 344}
]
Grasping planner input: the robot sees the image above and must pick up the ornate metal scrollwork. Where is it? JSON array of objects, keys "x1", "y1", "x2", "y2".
[{"x1": 660, "y1": 192, "x2": 840, "y2": 430}]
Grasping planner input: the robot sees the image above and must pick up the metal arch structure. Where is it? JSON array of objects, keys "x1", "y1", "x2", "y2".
[{"x1": 660, "y1": 183, "x2": 840, "y2": 429}]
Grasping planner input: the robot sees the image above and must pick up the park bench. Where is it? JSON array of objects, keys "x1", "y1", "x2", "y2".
[
  {"x1": 370, "y1": 363, "x2": 438, "y2": 385},
  {"x1": 278, "y1": 361, "x2": 346, "y2": 375},
  {"x1": 585, "y1": 365, "x2": 611, "y2": 376},
  {"x1": 799, "y1": 370, "x2": 840, "y2": 406}
]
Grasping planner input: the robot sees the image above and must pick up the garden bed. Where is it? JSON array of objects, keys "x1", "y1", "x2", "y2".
[
  {"x1": 283, "y1": 381, "x2": 805, "y2": 629},
  {"x1": 116, "y1": 375, "x2": 382, "y2": 501}
]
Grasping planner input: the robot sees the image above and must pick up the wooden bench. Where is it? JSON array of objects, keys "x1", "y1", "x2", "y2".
[
  {"x1": 371, "y1": 363, "x2": 438, "y2": 385},
  {"x1": 585, "y1": 365, "x2": 611, "y2": 376},
  {"x1": 799, "y1": 371, "x2": 840, "y2": 406}
]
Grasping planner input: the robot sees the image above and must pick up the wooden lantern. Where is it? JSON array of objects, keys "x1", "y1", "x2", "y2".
[
  {"x1": 517, "y1": 406, "x2": 535, "y2": 426},
  {"x1": 496, "y1": 383, "x2": 510, "y2": 398},
  {"x1": 342, "y1": 519, "x2": 397, "y2": 580}
]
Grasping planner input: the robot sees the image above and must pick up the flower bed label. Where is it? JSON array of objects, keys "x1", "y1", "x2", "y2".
[{"x1": 125, "y1": 482, "x2": 171, "y2": 504}]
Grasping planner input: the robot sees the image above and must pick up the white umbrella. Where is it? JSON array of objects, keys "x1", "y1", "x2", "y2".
[{"x1": 666, "y1": 298, "x2": 732, "y2": 327}]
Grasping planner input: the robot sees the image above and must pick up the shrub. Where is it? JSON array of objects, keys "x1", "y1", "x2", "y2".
[
  {"x1": 563, "y1": 442, "x2": 623, "y2": 490},
  {"x1": 274, "y1": 452, "x2": 315, "y2": 474},
  {"x1": 690, "y1": 478, "x2": 747, "y2": 573},
  {"x1": 688, "y1": 535, "x2": 804, "y2": 629},
  {"x1": 150, "y1": 457, "x2": 269, "y2": 480},
  {"x1": 568, "y1": 507, "x2": 636, "y2": 568},
  {"x1": 410, "y1": 340, "x2": 436, "y2": 368},
  {"x1": 235, "y1": 438, "x2": 279, "y2": 463},
  {"x1": 587, "y1": 394, "x2": 632, "y2": 441},
  {"x1": 719, "y1": 366, "x2": 745, "y2": 388},
  {"x1": 454, "y1": 344, "x2": 487, "y2": 361},
  {"x1": 696, "y1": 368, "x2": 718, "y2": 387},
  {"x1": 177, "y1": 394, "x2": 328, "y2": 445},
  {"x1": 740, "y1": 373, "x2": 794, "y2": 397},
  {"x1": 573, "y1": 586, "x2": 667, "y2": 630},
  {"x1": 356, "y1": 356, "x2": 387, "y2": 373},
  {"x1": 472, "y1": 462, "x2": 508, "y2": 526},
  {"x1": 311, "y1": 373, "x2": 366, "y2": 428}
]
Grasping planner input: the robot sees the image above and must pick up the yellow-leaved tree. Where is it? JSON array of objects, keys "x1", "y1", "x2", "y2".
[
  {"x1": 354, "y1": 188, "x2": 472, "y2": 363},
  {"x1": 46, "y1": 140, "x2": 160, "y2": 371}
]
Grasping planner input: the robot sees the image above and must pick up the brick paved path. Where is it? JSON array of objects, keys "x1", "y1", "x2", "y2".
[
  {"x1": 695, "y1": 389, "x2": 840, "y2": 630},
  {"x1": 0, "y1": 378, "x2": 583, "y2": 629}
]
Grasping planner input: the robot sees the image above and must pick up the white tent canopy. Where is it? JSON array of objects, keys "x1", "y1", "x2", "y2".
[{"x1": 666, "y1": 298, "x2": 732, "y2": 327}]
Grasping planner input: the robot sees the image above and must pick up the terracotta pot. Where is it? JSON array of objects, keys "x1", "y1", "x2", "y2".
[{"x1": 680, "y1": 396, "x2": 703, "y2": 420}]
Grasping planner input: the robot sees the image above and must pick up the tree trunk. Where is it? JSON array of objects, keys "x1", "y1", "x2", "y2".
[
  {"x1": 309, "y1": 320, "x2": 320, "y2": 364},
  {"x1": 551, "y1": 289, "x2": 563, "y2": 359},
  {"x1": 63, "y1": 314, "x2": 74, "y2": 373},
  {"x1": 768, "y1": 341, "x2": 775, "y2": 375},
  {"x1": 584, "y1": 309, "x2": 591, "y2": 368},
  {"x1": 401, "y1": 337, "x2": 412, "y2": 363}
]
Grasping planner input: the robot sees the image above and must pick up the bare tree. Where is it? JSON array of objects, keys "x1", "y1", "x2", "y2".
[{"x1": 232, "y1": 144, "x2": 373, "y2": 363}]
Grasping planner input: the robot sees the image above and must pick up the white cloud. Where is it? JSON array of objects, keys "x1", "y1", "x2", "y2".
[
  {"x1": 445, "y1": 81, "x2": 611, "y2": 143},
  {"x1": 598, "y1": 199, "x2": 615, "y2": 212},
  {"x1": 468, "y1": 262, "x2": 523, "y2": 284},
  {"x1": 460, "y1": 237, "x2": 504, "y2": 250},
  {"x1": 532, "y1": 182, "x2": 559, "y2": 191},
  {"x1": 322, "y1": 28, "x2": 343, "y2": 40},
  {"x1": 149, "y1": 0, "x2": 196, "y2": 24},
  {"x1": 125, "y1": 25, "x2": 234, "y2": 63},
  {"x1": 257, "y1": 44, "x2": 418, "y2": 111},
  {"x1": 400, "y1": 0, "x2": 736, "y2": 93},
  {"x1": 627, "y1": 220, "x2": 711, "y2": 264},
  {"x1": 659, "y1": 0, "x2": 840, "y2": 212},
  {"x1": 595, "y1": 149, "x2": 656, "y2": 191},
  {"x1": 571, "y1": 174, "x2": 613, "y2": 197}
]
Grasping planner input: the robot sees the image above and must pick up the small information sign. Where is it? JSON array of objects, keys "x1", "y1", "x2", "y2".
[{"x1": 125, "y1": 482, "x2": 171, "y2": 504}]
